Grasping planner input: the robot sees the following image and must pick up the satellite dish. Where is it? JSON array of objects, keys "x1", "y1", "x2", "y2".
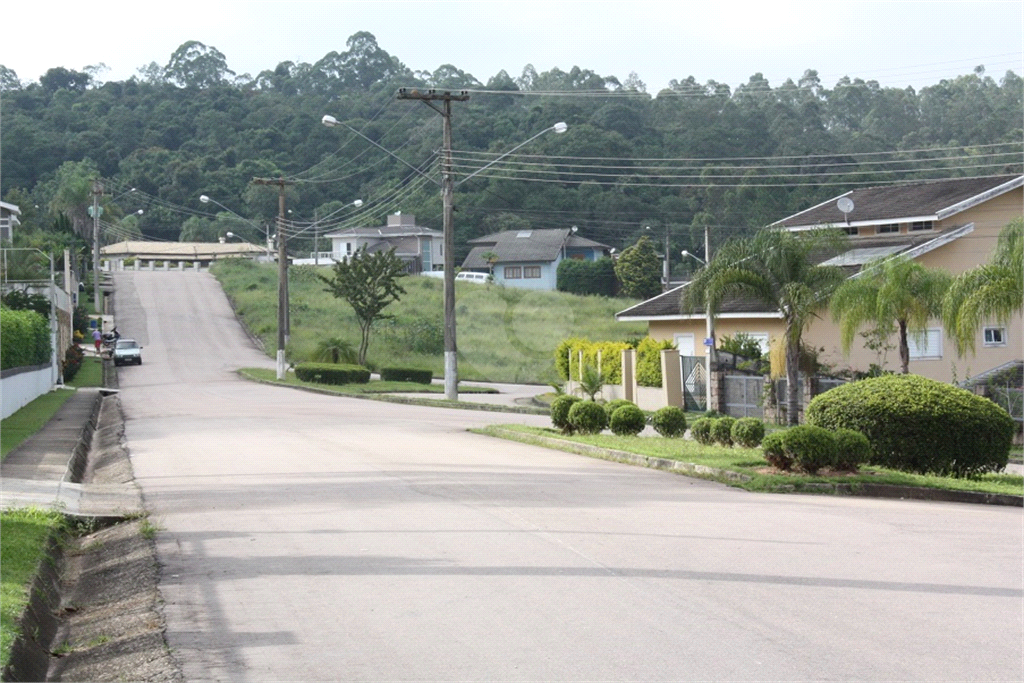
[{"x1": 837, "y1": 197, "x2": 855, "y2": 225}]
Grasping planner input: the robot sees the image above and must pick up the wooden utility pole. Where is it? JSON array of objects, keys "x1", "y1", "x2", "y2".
[
  {"x1": 253, "y1": 176, "x2": 294, "y2": 380},
  {"x1": 397, "y1": 89, "x2": 469, "y2": 401}
]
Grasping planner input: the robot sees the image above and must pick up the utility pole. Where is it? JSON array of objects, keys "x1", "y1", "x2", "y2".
[
  {"x1": 91, "y1": 181, "x2": 103, "y2": 315},
  {"x1": 397, "y1": 89, "x2": 469, "y2": 401},
  {"x1": 663, "y1": 225, "x2": 671, "y2": 292},
  {"x1": 253, "y1": 176, "x2": 294, "y2": 380},
  {"x1": 704, "y1": 224, "x2": 715, "y2": 412}
]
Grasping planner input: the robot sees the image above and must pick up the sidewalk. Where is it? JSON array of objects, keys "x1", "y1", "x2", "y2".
[{"x1": 0, "y1": 388, "x2": 143, "y2": 517}]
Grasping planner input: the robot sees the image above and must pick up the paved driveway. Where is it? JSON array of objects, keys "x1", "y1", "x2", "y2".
[{"x1": 112, "y1": 270, "x2": 1023, "y2": 682}]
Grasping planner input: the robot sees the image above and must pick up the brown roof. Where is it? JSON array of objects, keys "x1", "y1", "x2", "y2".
[
  {"x1": 772, "y1": 175, "x2": 1022, "y2": 229},
  {"x1": 616, "y1": 284, "x2": 777, "y2": 320}
]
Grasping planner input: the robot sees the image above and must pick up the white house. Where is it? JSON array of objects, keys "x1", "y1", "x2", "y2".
[{"x1": 320, "y1": 213, "x2": 442, "y2": 273}]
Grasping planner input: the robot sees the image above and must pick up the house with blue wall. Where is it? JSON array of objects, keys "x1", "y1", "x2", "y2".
[{"x1": 461, "y1": 228, "x2": 610, "y2": 290}]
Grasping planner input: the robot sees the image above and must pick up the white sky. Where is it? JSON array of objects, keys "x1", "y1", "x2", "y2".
[{"x1": 4, "y1": 1, "x2": 1022, "y2": 92}]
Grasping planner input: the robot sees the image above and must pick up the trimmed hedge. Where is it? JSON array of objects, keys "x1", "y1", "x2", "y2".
[
  {"x1": 556, "y1": 257, "x2": 617, "y2": 296},
  {"x1": 710, "y1": 416, "x2": 736, "y2": 447},
  {"x1": 0, "y1": 307, "x2": 50, "y2": 370},
  {"x1": 603, "y1": 399, "x2": 635, "y2": 423},
  {"x1": 690, "y1": 417, "x2": 714, "y2": 445},
  {"x1": 806, "y1": 374, "x2": 1014, "y2": 477},
  {"x1": 651, "y1": 406, "x2": 687, "y2": 437},
  {"x1": 568, "y1": 400, "x2": 608, "y2": 435},
  {"x1": 832, "y1": 428, "x2": 871, "y2": 472},
  {"x1": 294, "y1": 363, "x2": 370, "y2": 385},
  {"x1": 731, "y1": 418, "x2": 765, "y2": 448},
  {"x1": 609, "y1": 404, "x2": 646, "y2": 436},
  {"x1": 554, "y1": 337, "x2": 631, "y2": 385},
  {"x1": 761, "y1": 431, "x2": 790, "y2": 470},
  {"x1": 550, "y1": 394, "x2": 582, "y2": 434},
  {"x1": 380, "y1": 367, "x2": 433, "y2": 384},
  {"x1": 783, "y1": 425, "x2": 836, "y2": 474}
]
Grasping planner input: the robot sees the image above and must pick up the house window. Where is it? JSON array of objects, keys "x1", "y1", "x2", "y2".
[
  {"x1": 843, "y1": 227, "x2": 858, "y2": 236},
  {"x1": 674, "y1": 333, "x2": 695, "y2": 356},
  {"x1": 346, "y1": 242, "x2": 352, "y2": 255},
  {"x1": 984, "y1": 327, "x2": 1006, "y2": 347},
  {"x1": 504, "y1": 266, "x2": 522, "y2": 279},
  {"x1": 910, "y1": 221, "x2": 933, "y2": 231},
  {"x1": 877, "y1": 223, "x2": 899, "y2": 234},
  {"x1": 908, "y1": 328, "x2": 943, "y2": 360},
  {"x1": 524, "y1": 266, "x2": 541, "y2": 278}
]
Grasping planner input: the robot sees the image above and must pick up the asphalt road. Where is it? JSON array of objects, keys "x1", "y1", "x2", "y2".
[{"x1": 112, "y1": 270, "x2": 1023, "y2": 682}]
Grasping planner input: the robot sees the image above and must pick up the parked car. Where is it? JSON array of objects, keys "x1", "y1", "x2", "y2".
[
  {"x1": 455, "y1": 271, "x2": 489, "y2": 284},
  {"x1": 113, "y1": 339, "x2": 143, "y2": 366}
]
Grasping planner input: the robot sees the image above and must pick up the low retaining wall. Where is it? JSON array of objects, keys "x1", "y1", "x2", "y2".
[{"x1": 1, "y1": 364, "x2": 55, "y2": 419}]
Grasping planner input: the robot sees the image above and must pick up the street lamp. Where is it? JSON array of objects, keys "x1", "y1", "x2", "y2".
[
  {"x1": 200, "y1": 195, "x2": 271, "y2": 258},
  {"x1": 680, "y1": 246, "x2": 714, "y2": 412}
]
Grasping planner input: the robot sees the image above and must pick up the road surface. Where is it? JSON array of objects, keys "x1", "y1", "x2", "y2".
[{"x1": 112, "y1": 270, "x2": 1023, "y2": 682}]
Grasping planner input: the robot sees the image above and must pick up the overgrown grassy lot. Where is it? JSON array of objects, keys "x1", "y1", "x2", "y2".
[
  {"x1": 213, "y1": 260, "x2": 646, "y2": 384},
  {"x1": 0, "y1": 508, "x2": 64, "y2": 669},
  {"x1": 480, "y1": 424, "x2": 1024, "y2": 497}
]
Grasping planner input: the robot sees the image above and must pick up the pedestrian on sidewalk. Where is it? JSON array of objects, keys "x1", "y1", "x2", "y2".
[{"x1": 92, "y1": 327, "x2": 102, "y2": 353}]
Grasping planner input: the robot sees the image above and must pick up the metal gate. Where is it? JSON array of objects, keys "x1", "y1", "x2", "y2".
[
  {"x1": 723, "y1": 375, "x2": 763, "y2": 418},
  {"x1": 679, "y1": 355, "x2": 707, "y2": 412}
]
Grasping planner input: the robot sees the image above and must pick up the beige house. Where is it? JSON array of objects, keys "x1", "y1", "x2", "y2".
[{"x1": 617, "y1": 175, "x2": 1023, "y2": 384}]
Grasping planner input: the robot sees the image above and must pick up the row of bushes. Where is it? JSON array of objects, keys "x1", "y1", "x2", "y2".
[
  {"x1": 556, "y1": 257, "x2": 617, "y2": 297},
  {"x1": 554, "y1": 336, "x2": 675, "y2": 388},
  {"x1": 550, "y1": 395, "x2": 688, "y2": 438},
  {"x1": 294, "y1": 363, "x2": 434, "y2": 386},
  {"x1": 690, "y1": 416, "x2": 767, "y2": 449},
  {"x1": 0, "y1": 307, "x2": 51, "y2": 370},
  {"x1": 761, "y1": 426, "x2": 871, "y2": 474}
]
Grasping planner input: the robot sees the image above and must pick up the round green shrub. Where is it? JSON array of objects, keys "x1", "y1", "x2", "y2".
[
  {"x1": 731, "y1": 418, "x2": 766, "y2": 448},
  {"x1": 806, "y1": 374, "x2": 1014, "y2": 477},
  {"x1": 710, "y1": 416, "x2": 736, "y2": 447},
  {"x1": 651, "y1": 406, "x2": 687, "y2": 438},
  {"x1": 689, "y1": 417, "x2": 714, "y2": 445},
  {"x1": 761, "y1": 431, "x2": 791, "y2": 470},
  {"x1": 550, "y1": 395, "x2": 581, "y2": 433},
  {"x1": 603, "y1": 399, "x2": 635, "y2": 423},
  {"x1": 832, "y1": 428, "x2": 871, "y2": 472},
  {"x1": 610, "y1": 404, "x2": 647, "y2": 436},
  {"x1": 783, "y1": 425, "x2": 837, "y2": 474},
  {"x1": 568, "y1": 400, "x2": 609, "y2": 435}
]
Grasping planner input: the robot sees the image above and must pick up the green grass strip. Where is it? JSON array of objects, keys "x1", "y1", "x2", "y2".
[
  {"x1": 477, "y1": 424, "x2": 1024, "y2": 498},
  {"x1": 1, "y1": 390, "x2": 75, "y2": 461},
  {"x1": 0, "y1": 508, "x2": 64, "y2": 670}
]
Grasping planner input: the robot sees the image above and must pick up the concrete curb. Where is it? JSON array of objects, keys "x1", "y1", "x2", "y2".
[
  {"x1": 484, "y1": 428, "x2": 1024, "y2": 507},
  {"x1": 239, "y1": 371, "x2": 550, "y2": 415}
]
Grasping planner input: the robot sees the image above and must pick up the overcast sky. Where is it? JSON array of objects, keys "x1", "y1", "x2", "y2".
[{"x1": 4, "y1": 1, "x2": 1022, "y2": 92}]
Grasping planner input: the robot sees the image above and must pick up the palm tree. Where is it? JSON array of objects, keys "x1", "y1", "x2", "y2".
[
  {"x1": 684, "y1": 228, "x2": 847, "y2": 425},
  {"x1": 311, "y1": 336, "x2": 357, "y2": 365},
  {"x1": 943, "y1": 217, "x2": 1023, "y2": 355},
  {"x1": 830, "y1": 256, "x2": 951, "y2": 374}
]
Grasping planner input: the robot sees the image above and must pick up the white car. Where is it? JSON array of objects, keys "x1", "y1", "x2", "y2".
[
  {"x1": 113, "y1": 339, "x2": 143, "y2": 366},
  {"x1": 455, "y1": 271, "x2": 489, "y2": 284}
]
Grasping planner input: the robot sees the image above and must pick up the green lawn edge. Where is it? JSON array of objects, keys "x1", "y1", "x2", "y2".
[
  {"x1": 475, "y1": 424, "x2": 1024, "y2": 501},
  {"x1": 238, "y1": 368, "x2": 549, "y2": 415}
]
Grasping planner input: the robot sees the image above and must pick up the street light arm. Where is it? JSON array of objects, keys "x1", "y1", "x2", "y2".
[
  {"x1": 322, "y1": 115, "x2": 439, "y2": 186},
  {"x1": 456, "y1": 122, "x2": 567, "y2": 186}
]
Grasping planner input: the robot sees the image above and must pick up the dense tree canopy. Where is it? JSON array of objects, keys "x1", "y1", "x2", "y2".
[{"x1": 2, "y1": 35, "x2": 1021, "y2": 273}]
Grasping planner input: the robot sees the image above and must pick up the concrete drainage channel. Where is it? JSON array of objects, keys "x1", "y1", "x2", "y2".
[{"x1": 2, "y1": 367, "x2": 183, "y2": 682}]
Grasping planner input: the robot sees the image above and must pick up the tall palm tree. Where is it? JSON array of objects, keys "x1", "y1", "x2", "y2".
[
  {"x1": 684, "y1": 228, "x2": 847, "y2": 425},
  {"x1": 943, "y1": 217, "x2": 1023, "y2": 355},
  {"x1": 830, "y1": 256, "x2": 951, "y2": 374}
]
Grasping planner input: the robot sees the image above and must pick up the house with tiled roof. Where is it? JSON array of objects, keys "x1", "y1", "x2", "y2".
[
  {"x1": 617, "y1": 175, "x2": 1023, "y2": 384},
  {"x1": 321, "y1": 213, "x2": 442, "y2": 273},
  {"x1": 461, "y1": 228, "x2": 610, "y2": 290}
]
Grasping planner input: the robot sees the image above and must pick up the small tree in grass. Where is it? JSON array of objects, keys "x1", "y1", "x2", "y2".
[{"x1": 319, "y1": 246, "x2": 406, "y2": 366}]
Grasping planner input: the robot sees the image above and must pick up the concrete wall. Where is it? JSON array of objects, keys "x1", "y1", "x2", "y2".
[{"x1": 1, "y1": 365, "x2": 54, "y2": 419}]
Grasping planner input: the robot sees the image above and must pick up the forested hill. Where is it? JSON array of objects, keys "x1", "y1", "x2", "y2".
[{"x1": 2, "y1": 32, "x2": 1021, "y2": 267}]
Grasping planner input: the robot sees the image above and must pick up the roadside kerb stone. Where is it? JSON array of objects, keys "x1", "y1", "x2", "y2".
[{"x1": 484, "y1": 427, "x2": 1023, "y2": 506}]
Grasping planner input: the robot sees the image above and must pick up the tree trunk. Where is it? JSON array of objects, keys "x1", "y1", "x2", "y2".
[
  {"x1": 358, "y1": 322, "x2": 371, "y2": 367},
  {"x1": 898, "y1": 319, "x2": 910, "y2": 374},
  {"x1": 786, "y1": 333, "x2": 801, "y2": 426}
]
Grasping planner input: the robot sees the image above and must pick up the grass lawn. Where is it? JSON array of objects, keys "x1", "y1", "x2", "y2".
[
  {"x1": 214, "y1": 260, "x2": 646, "y2": 385},
  {"x1": 479, "y1": 424, "x2": 1024, "y2": 497},
  {"x1": 0, "y1": 508, "x2": 64, "y2": 670}
]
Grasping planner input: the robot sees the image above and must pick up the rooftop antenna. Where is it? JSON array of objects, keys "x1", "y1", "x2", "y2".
[{"x1": 837, "y1": 196, "x2": 854, "y2": 226}]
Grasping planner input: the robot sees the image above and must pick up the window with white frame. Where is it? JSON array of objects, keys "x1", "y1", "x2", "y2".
[
  {"x1": 877, "y1": 223, "x2": 899, "y2": 234},
  {"x1": 673, "y1": 333, "x2": 695, "y2": 356},
  {"x1": 983, "y1": 326, "x2": 1007, "y2": 346},
  {"x1": 910, "y1": 220, "x2": 934, "y2": 231},
  {"x1": 908, "y1": 328, "x2": 943, "y2": 359}
]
